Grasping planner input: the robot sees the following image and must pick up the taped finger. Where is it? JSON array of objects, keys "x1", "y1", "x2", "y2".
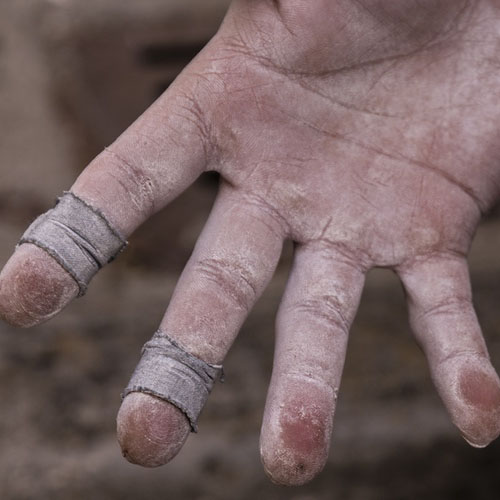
[
  {"x1": 0, "y1": 69, "x2": 214, "y2": 327},
  {"x1": 118, "y1": 185, "x2": 286, "y2": 466}
]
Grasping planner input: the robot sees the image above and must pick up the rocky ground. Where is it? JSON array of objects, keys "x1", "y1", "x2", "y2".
[{"x1": 1, "y1": 1, "x2": 500, "y2": 498}]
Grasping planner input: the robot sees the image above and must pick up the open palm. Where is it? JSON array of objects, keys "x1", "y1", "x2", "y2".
[{"x1": 1, "y1": 0, "x2": 500, "y2": 486}]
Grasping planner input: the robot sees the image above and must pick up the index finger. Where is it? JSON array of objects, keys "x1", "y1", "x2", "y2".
[{"x1": 0, "y1": 63, "x2": 215, "y2": 327}]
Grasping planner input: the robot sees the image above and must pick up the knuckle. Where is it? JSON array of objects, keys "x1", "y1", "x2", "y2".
[
  {"x1": 289, "y1": 294, "x2": 350, "y2": 334},
  {"x1": 102, "y1": 147, "x2": 157, "y2": 216},
  {"x1": 437, "y1": 348, "x2": 488, "y2": 367},
  {"x1": 285, "y1": 370, "x2": 335, "y2": 394},
  {"x1": 420, "y1": 295, "x2": 472, "y2": 320},
  {"x1": 173, "y1": 91, "x2": 212, "y2": 143},
  {"x1": 238, "y1": 192, "x2": 289, "y2": 236},
  {"x1": 194, "y1": 258, "x2": 257, "y2": 311}
]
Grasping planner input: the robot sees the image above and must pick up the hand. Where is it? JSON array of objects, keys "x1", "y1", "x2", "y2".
[{"x1": 1, "y1": 0, "x2": 500, "y2": 486}]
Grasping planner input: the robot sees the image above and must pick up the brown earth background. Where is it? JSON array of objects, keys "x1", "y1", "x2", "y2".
[{"x1": 1, "y1": 1, "x2": 500, "y2": 498}]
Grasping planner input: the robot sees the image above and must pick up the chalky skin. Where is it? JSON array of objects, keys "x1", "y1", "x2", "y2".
[{"x1": 1, "y1": 0, "x2": 500, "y2": 486}]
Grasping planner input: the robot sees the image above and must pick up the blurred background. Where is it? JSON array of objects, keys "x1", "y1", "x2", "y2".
[{"x1": 1, "y1": 0, "x2": 500, "y2": 498}]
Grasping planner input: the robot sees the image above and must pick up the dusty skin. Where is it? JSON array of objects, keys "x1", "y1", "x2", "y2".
[{"x1": 1, "y1": 0, "x2": 500, "y2": 487}]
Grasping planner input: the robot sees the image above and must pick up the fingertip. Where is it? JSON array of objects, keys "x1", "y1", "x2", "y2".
[
  {"x1": 117, "y1": 392, "x2": 190, "y2": 468},
  {"x1": 0, "y1": 244, "x2": 78, "y2": 327},
  {"x1": 260, "y1": 443, "x2": 326, "y2": 487},
  {"x1": 260, "y1": 388, "x2": 331, "y2": 486},
  {"x1": 461, "y1": 433, "x2": 493, "y2": 448},
  {"x1": 260, "y1": 434, "x2": 328, "y2": 487},
  {"x1": 459, "y1": 424, "x2": 500, "y2": 448},
  {"x1": 435, "y1": 358, "x2": 500, "y2": 448},
  {"x1": 454, "y1": 367, "x2": 500, "y2": 448}
]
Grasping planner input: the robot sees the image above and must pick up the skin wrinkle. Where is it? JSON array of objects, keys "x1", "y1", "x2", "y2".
[
  {"x1": 398, "y1": 248, "x2": 469, "y2": 273},
  {"x1": 437, "y1": 350, "x2": 490, "y2": 368},
  {"x1": 286, "y1": 74, "x2": 404, "y2": 120},
  {"x1": 269, "y1": 0, "x2": 295, "y2": 38},
  {"x1": 300, "y1": 237, "x2": 371, "y2": 271},
  {"x1": 193, "y1": 257, "x2": 258, "y2": 313},
  {"x1": 241, "y1": 1, "x2": 475, "y2": 79},
  {"x1": 1, "y1": 0, "x2": 500, "y2": 486},
  {"x1": 416, "y1": 295, "x2": 474, "y2": 323},
  {"x1": 235, "y1": 191, "x2": 290, "y2": 236},
  {"x1": 272, "y1": 110, "x2": 485, "y2": 214},
  {"x1": 285, "y1": 372, "x2": 337, "y2": 393},
  {"x1": 288, "y1": 61, "x2": 487, "y2": 123},
  {"x1": 232, "y1": 188, "x2": 287, "y2": 239},
  {"x1": 288, "y1": 296, "x2": 351, "y2": 335}
]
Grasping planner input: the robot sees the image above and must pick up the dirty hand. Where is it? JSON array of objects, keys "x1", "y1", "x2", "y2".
[{"x1": 2, "y1": 0, "x2": 500, "y2": 486}]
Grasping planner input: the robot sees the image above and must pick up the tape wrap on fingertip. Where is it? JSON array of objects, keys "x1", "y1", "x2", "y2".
[
  {"x1": 122, "y1": 331, "x2": 224, "y2": 432},
  {"x1": 18, "y1": 191, "x2": 128, "y2": 296}
]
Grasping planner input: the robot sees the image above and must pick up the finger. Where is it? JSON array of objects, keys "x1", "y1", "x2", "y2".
[
  {"x1": 0, "y1": 68, "x2": 214, "y2": 327},
  {"x1": 399, "y1": 253, "x2": 500, "y2": 447},
  {"x1": 117, "y1": 186, "x2": 286, "y2": 466},
  {"x1": 260, "y1": 242, "x2": 365, "y2": 485}
]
